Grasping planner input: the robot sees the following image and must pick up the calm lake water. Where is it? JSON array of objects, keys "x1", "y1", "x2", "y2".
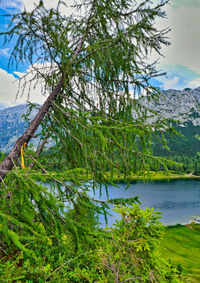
[{"x1": 88, "y1": 179, "x2": 200, "y2": 227}]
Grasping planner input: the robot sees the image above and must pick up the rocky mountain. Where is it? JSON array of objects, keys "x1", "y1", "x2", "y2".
[
  {"x1": 143, "y1": 87, "x2": 200, "y2": 156},
  {"x1": 0, "y1": 104, "x2": 39, "y2": 152},
  {"x1": 145, "y1": 87, "x2": 200, "y2": 126},
  {"x1": 1, "y1": 87, "x2": 200, "y2": 155}
]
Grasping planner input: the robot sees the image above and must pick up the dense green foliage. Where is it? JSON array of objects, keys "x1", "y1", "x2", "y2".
[
  {"x1": 0, "y1": 203, "x2": 182, "y2": 282},
  {"x1": 164, "y1": 154, "x2": 200, "y2": 175},
  {"x1": 0, "y1": 0, "x2": 183, "y2": 281}
]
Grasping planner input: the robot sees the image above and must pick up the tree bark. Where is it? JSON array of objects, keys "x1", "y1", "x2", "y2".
[{"x1": 0, "y1": 78, "x2": 63, "y2": 180}]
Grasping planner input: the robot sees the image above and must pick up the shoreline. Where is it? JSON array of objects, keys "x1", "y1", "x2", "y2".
[
  {"x1": 105, "y1": 172, "x2": 200, "y2": 183},
  {"x1": 45, "y1": 168, "x2": 200, "y2": 183}
]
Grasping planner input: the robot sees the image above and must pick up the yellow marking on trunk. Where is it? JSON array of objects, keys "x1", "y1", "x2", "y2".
[{"x1": 21, "y1": 142, "x2": 27, "y2": 169}]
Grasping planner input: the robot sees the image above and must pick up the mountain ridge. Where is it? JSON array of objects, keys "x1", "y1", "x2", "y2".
[
  {"x1": 1, "y1": 87, "x2": 200, "y2": 153},
  {"x1": 144, "y1": 87, "x2": 200, "y2": 126}
]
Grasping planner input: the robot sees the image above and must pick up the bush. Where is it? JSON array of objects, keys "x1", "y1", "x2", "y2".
[{"x1": 0, "y1": 204, "x2": 183, "y2": 282}]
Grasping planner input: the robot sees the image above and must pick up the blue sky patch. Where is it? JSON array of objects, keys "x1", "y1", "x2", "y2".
[{"x1": 0, "y1": 6, "x2": 29, "y2": 75}]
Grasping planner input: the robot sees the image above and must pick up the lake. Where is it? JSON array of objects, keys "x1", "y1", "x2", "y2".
[{"x1": 88, "y1": 179, "x2": 200, "y2": 227}]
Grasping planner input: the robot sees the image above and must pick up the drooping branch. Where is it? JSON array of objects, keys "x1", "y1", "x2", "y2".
[{"x1": 0, "y1": 78, "x2": 63, "y2": 180}]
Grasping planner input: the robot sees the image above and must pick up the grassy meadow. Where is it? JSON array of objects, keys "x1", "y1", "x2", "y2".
[{"x1": 161, "y1": 224, "x2": 200, "y2": 282}]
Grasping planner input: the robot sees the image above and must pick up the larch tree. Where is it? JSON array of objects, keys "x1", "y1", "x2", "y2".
[
  {"x1": 0, "y1": 0, "x2": 181, "y2": 281},
  {"x1": 0, "y1": 0, "x2": 172, "y2": 180}
]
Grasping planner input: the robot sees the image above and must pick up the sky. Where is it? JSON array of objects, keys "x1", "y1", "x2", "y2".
[{"x1": 0, "y1": 0, "x2": 200, "y2": 107}]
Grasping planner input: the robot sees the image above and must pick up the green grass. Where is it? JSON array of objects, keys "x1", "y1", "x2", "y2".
[{"x1": 161, "y1": 224, "x2": 200, "y2": 281}]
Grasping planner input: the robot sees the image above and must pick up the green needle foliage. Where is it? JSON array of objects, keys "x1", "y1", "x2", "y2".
[{"x1": 0, "y1": 0, "x2": 182, "y2": 281}]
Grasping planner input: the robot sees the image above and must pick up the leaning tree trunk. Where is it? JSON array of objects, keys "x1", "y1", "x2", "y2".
[{"x1": 0, "y1": 78, "x2": 63, "y2": 180}]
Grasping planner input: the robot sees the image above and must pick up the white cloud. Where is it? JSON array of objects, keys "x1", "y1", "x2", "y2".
[
  {"x1": 0, "y1": 0, "x2": 76, "y2": 16},
  {"x1": 18, "y1": 0, "x2": 75, "y2": 16},
  {"x1": 0, "y1": 66, "x2": 49, "y2": 107},
  {"x1": 185, "y1": 78, "x2": 200, "y2": 89},
  {"x1": 19, "y1": 0, "x2": 58, "y2": 11},
  {"x1": 160, "y1": 76, "x2": 180, "y2": 90},
  {"x1": 1, "y1": 0, "x2": 23, "y2": 10},
  {"x1": 0, "y1": 69, "x2": 18, "y2": 106},
  {"x1": 0, "y1": 48, "x2": 10, "y2": 57},
  {"x1": 157, "y1": 4, "x2": 200, "y2": 75}
]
